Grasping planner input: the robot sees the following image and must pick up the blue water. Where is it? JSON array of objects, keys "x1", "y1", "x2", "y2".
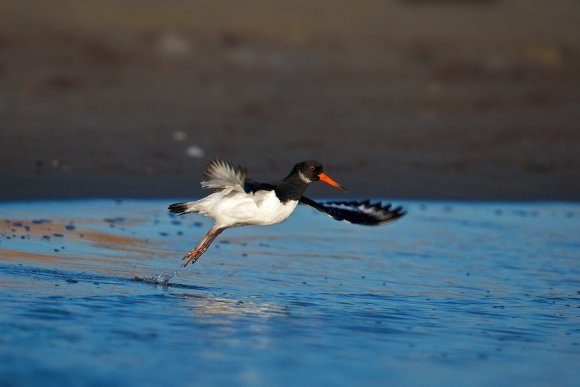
[{"x1": 0, "y1": 200, "x2": 579, "y2": 387}]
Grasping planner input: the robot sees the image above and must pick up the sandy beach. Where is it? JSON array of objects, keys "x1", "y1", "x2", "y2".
[{"x1": 1, "y1": 0, "x2": 579, "y2": 200}]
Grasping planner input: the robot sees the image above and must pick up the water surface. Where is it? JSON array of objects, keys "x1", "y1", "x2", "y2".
[{"x1": 0, "y1": 200, "x2": 579, "y2": 386}]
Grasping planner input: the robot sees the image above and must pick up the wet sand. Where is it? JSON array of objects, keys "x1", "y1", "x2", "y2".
[{"x1": 1, "y1": 1, "x2": 580, "y2": 201}]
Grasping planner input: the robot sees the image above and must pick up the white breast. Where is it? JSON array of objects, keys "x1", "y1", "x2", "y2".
[{"x1": 202, "y1": 190, "x2": 299, "y2": 228}]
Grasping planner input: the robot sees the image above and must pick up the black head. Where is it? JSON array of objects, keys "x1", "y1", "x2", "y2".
[
  {"x1": 293, "y1": 160, "x2": 323, "y2": 182},
  {"x1": 292, "y1": 160, "x2": 347, "y2": 192}
]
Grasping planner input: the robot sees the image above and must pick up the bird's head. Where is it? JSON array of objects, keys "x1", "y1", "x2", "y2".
[{"x1": 293, "y1": 160, "x2": 347, "y2": 192}]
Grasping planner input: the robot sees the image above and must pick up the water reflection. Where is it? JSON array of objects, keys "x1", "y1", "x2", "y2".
[{"x1": 176, "y1": 293, "x2": 290, "y2": 320}]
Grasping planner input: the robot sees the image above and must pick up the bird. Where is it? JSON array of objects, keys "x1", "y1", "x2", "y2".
[{"x1": 169, "y1": 159, "x2": 405, "y2": 267}]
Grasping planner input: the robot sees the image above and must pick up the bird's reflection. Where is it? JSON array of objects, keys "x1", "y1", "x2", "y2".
[{"x1": 174, "y1": 292, "x2": 290, "y2": 320}]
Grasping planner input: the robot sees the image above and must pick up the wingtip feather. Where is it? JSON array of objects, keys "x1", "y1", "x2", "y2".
[{"x1": 300, "y1": 197, "x2": 406, "y2": 226}]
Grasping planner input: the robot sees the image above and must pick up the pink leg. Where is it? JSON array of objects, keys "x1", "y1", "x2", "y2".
[{"x1": 182, "y1": 226, "x2": 225, "y2": 267}]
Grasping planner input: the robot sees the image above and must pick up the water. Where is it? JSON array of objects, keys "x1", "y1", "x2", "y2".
[{"x1": 0, "y1": 200, "x2": 579, "y2": 387}]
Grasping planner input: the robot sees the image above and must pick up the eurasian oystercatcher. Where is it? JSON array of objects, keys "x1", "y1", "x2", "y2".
[{"x1": 169, "y1": 160, "x2": 405, "y2": 267}]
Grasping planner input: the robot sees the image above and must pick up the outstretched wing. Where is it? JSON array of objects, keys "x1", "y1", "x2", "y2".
[
  {"x1": 201, "y1": 159, "x2": 247, "y2": 192},
  {"x1": 299, "y1": 197, "x2": 405, "y2": 226}
]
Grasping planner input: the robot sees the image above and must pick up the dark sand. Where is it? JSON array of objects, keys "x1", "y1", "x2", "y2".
[{"x1": 1, "y1": 0, "x2": 579, "y2": 200}]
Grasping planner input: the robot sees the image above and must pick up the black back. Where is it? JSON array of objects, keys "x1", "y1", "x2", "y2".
[{"x1": 244, "y1": 177, "x2": 309, "y2": 204}]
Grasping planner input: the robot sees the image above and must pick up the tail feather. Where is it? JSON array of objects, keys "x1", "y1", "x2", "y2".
[{"x1": 168, "y1": 202, "x2": 197, "y2": 216}]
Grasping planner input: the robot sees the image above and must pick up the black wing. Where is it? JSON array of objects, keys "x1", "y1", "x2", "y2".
[{"x1": 299, "y1": 197, "x2": 405, "y2": 226}]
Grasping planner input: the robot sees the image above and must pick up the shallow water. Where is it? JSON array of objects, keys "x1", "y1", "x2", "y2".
[{"x1": 0, "y1": 200, "x2": 579, "y2": 387}]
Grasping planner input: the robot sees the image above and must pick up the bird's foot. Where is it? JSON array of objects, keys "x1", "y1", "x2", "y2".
[
  {"x1": 180, "y1": 227, "x2": 222, "y2": 268},
  {"x1": 182, "y1": 250, "x2": 201, "y2": 267}
]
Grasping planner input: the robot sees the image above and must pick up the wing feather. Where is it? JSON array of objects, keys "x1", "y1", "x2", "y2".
[
  {"x1": 299, "y1": 197, "x2": 405, "y2": 226},
  {"x1": 201, "y1": 159, "x2": 246, "y2": 191}
]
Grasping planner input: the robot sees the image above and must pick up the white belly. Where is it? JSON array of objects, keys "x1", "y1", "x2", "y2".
[{"x1": 199, "y1": 190, "x2": 299, "y2": 228}]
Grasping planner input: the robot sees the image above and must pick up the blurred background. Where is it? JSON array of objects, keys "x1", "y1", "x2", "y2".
[{"x1": 0, "y1": 0, "x2": 579, "y2": 200}]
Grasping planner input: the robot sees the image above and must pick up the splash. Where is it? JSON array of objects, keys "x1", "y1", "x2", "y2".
[{"x1": 134, "y1": 265, "x2": 186, "y2": 286}]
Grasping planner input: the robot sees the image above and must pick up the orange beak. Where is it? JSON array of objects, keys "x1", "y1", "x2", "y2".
[{"x1": 318, "y1": 172, "x2": 347, "y2": 192}]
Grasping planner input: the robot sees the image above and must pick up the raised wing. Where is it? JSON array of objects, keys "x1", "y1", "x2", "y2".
[
  {"x1": 201, "y1": 159, "x2": 247, "y2": 192},
  {"x1": 299, "y1": 197, "x2": 405, "y2": 226}
]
